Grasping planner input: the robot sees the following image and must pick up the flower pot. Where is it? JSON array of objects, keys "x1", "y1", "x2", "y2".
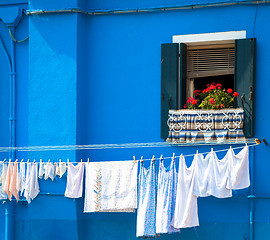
[{"x1": 167, "y1": 108, "x2": 245, "y2": 143}]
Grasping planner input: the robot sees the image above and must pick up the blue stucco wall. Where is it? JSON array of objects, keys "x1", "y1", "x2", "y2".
[{"x1": 0, "y1": 0, "x2": 270, "y2": 239}]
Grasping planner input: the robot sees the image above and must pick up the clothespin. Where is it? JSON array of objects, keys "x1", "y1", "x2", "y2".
[
  {"x1": 245, "y1": 142, "x2": 248, "y2": 147},
  {"x1": 133, "y1": 156, "x2": 136, "y2": 163},
  {"x1": 27, "y1": 159, "x2": 30, "y2": 163},
  {"x1": 255, "y1": 138, "x2": 261, "y2": 144},
  {"x1": 15, "y1": 159, "x2": 18, "y2": 163},
  {"x1": 48, "y1": 159, "x2": 50, "y2": 163},
  {"x1": 9, "y1": 159, "x2": 11, "y2": 162},
  {"x1": 196, "y1": 150, "x2": 199, "y2": 155},
  {"x1": 21, "y1": 159, "x2": 23, "y2": 163},
  {"x1": 180, "y1": 153, "x2": 183, "y2": 158},
  {"x1": 152, "y1": 155, "x2": 156, "y2": 163},
  {"x1": 59, "y1": 159, "x2": 61, "y2": 163},
  {"x1": 3, "y1": 158, "x2": 6, "y2": 163},
  {"x1": 172, "y1": 153, "x2": 175, "y2": 159},
  {"x1": 33, "y1": 159, "x2": 36, "y2": 163},
  {"x1": 81, "y1": 159, "x2": 83, "y2": 163},
  {"x1": 87, "y1": 158, "x2": 89, "y2": 163},
  {"x1": 211, "y1": 148, "x2": 214, "y2": 153},
  {"x1": 67, "y1": 159, "x2": 70, "y2": 164},
  {"x1": 140, "y1": 156, "x2": 144, "y2": 163}
]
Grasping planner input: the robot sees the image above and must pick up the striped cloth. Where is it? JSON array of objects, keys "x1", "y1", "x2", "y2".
[{"x1": 167, "y1": 108, "x2": 245, "y2": 143}]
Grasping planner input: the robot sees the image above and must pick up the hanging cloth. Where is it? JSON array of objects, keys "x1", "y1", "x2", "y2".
[
  {"x1": 9, "y1": 161, "x2": 20, "y2": 201},
  {"x1": 3, "y1": 162, "x2": 13, "y2": 200},
  {"x1": 193, "y1": 153, "x2": 210, "y2": 198},
  {"x1": 56, "y1": 162, "x2": 67, "y2": 178},
  {"x1": 65, "y1": 162, "x2": 85, "y2": 198},
  {"x1": 84, "y1": 160, "x2": 138, "y2": 212},
  {"x1": 0, "y1": 162, "x2": 7, "y2": 199},
  {"x1": 206, "y1": 151, "x2": 232, "y2": 198},
  {"x1": 227, "y1": 146, "x2": 250, "y2": 190},
  {"x1": 136, "y1": 160, "x2": 157, "y2": 238},
  {"x1": 38, "y1": 161, "x2": 46, "y2": 179},
  {"x1": 156, "y1": 157, "x2": 180, "y2": 234},
  {"x1": 24, "y1": 162, "x2": 32, "y2": 203},
  {"x1": 172, "y1": 155, "x2": 199, "y2": 229},
  {"x1": 19, "y1": 162, "x2": 26, "y2": 196},
  {"x1": 29, "y1": 163, "x2": 40, "y2": 202}
]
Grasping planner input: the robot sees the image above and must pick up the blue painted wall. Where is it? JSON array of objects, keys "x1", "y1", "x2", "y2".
[{"x1": 0, "y1": 0, "x2": 270, "y2": 239}]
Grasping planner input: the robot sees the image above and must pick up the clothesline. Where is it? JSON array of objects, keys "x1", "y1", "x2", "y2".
[
  {"x1": 0, "y1": 139, "x2": 258, "y2": 152},
  {"x1": 0, "y1": 142, "x2": 260, "y2": 164}
]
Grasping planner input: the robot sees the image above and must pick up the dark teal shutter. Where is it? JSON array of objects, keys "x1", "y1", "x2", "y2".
[
  {"x1": 235, "y1": 38, "x2": 256, "y2": 137},
  {"x1": 161, "y1": 43, "x2": 179, "y2": 139},
  {"x1": 180, "y1": 43, "x2": 187, "y2": 108}
]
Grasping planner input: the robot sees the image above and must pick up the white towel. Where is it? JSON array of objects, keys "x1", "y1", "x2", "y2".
[
  {"x1": 84, "y1": 160, "x2": 138, "y2": 213},
  {"x1": 172, "y1": 155, "x2": 199, "y2": 229},
  {"x1": 24, "y1": 163, "x2": 40, "y2": 203},
  {"x1": 19, "y1": 162, "x2": 26, "y2": 196},
  {"x1": 65, "y1": 162, "x2": 85, "y2": 198},
  {"x1": 9, "y1": 161, "x2": 20, "y2": 202},
  {"x1": 0, "y1": 162, "x2": 7, "y2": 199},
  {"x1": 38, "y1": 161, "x2": 46, "y2": 179},
  {"x1": 227, "y1": 146, "x2": 250, "y2": 190}
]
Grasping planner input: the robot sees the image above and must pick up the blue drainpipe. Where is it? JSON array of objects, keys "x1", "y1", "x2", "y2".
[
  {"x1": 0, "y1": 7, "x2": 24, "y2": 240},
  {"x1": 249, "y1": 146, "x2": 255, "y2": 240}
]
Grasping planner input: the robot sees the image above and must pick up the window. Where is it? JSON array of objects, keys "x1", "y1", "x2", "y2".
[{"x1": 161, "y1": 32, "x2": 255, "y2": 140}]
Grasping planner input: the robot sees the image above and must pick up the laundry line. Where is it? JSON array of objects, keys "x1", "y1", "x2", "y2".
[
  {"x1": 1, "y1": 142, "x2": 261, "y2": 164},
  {"x1": 0, "y1": 138, "x2": 257, "y2": 152}
]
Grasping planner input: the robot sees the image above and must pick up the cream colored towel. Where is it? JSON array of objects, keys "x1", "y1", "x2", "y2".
[
  {"x1": 9, "y1": 161, "x2": 20, "y2": 201},
  {"x1": 3, "y1": 162, "x2": 13, "y2": 200},
  {"x1": 84, "y1": 160, "x2": 138, "y2": 213}
]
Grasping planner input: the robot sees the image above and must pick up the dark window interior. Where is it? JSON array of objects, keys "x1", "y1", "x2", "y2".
[{"x1": 194, "y1": 74, "x2": 234, "y2": 91}]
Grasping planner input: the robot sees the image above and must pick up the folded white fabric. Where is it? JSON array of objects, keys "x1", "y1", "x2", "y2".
[
  {"x1": 227, "y1": 146, "x2": 250, "y2": 190},
  {"x1": 172, "y1": 155, "x2": 199, "y2": 229},
  {"x1": 65, "y1": 162, "x2": 85, "y2": 198},
  {"x1": 84, "y1": 160, "x2": 138, "y2": 212}
]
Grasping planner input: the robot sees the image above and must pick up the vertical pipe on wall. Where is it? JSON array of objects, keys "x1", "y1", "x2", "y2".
[
  {"x1": 249, "y1": 146, "x2": 255, "y2": 240},
  {"x1": 5, "y1": 202, "x2": 15, "y2": 240}
]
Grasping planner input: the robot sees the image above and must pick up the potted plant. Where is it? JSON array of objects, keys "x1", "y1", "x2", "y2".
[{"x1": 167, "y1": 83, "x2": 245, "y2": 143}]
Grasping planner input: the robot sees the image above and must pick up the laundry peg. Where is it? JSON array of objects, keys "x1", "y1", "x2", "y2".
[
  {"x1": 87, "y1": 158, "x2": 89, "y2": 163},
  {"x1": 245, "y1": 142, "x2": 248, "y2": 147},
  {"x1": 67, "y1": 159, "x2": 70, "y2": 164},
  {"x1": 33, "y1": 159, "x2": 36, "y2": 163},
  {"x1": 59, "y1": 159, "x2": 61, "y2": 163},
  {"x1": 27, "y1": 159, "x2": 30, "y2": 163},
  {"x1": 140, "y1": 156, "x2": 144, "y2": 163},
  {"x1": 81, "y1": 159, "x2": 83, "y2": 163},
  {"x1": 196, "y1": 150, "x2": 199, "y2": 155},
  {"x1": 48, "y1": 159, "x2": 50, "y2": 163},
  {"x1": 211, "y1": 148, "x2": 214, "y2": 153},
  {"x1": 15, "y1": 159, "x2": 18, "y2": 163},
  {"x1": 133, "y1": 156, "x2": 136, "y2": 163},
  {"x1": 152, "y1": 155, "x2": 156, "y2": 163},
  {"x1": 21, "y1": 159, "x2": 23, "y2": 163},
  {"x1": 160, "y1": 154, "x2": 163, "y2": 160},
  {"x1": 172, "y1": 153, "x2": 175, "y2": 159},
  {"x1": 180, "y1": 153, "x2": 183, "y2": 158}
]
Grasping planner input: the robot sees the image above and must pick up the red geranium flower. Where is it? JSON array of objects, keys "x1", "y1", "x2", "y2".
[
  {"x1": 220, "y1": 104, "x2": 225, "y2": 108},
  {"x1": 191, "y1": 98, "x2": 198, "y2": 105},
  {"x1": 184, "y1": 104, "x2": 187, "y2": 109},
  {"x1": 227, "y1": 88, "x2": 233, "y2": 94},
  {"x1": 209, "y1": 98, "x2": 215, "y2": 105},
  {"x1": 233, "y1": 92, "x2": 239, "y2": 97}
]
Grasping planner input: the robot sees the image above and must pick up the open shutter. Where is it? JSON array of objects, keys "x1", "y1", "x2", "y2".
[
  {"x1": 180, "y1": 43, "x2": 187, "y2": 108},
  {"x1": 235, "y1": 38, "x2": 256, "y2": 137},
  {"x1": 161, "y1": 43, "x2": 179, "y2": 139}
]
